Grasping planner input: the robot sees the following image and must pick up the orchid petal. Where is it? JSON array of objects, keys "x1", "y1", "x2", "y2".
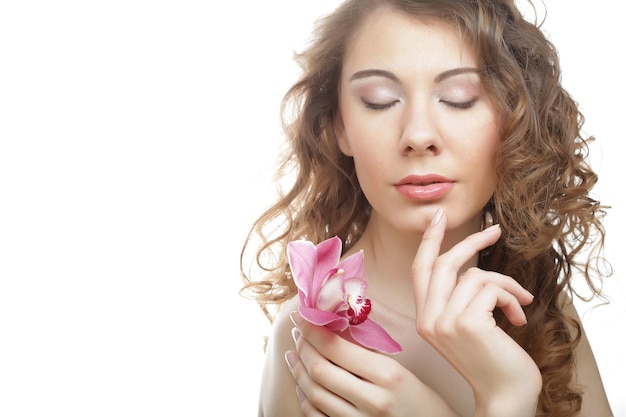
[
  {"x1": 313, "y1": 237, "x2": 343, "y2": 285},
  {"x1": 289, "y1": 236, "x2": 402, "y2": 354},
  {"x1": 337, "y1": 250, "x2": 364, "y2": 280},
  {"x1": 343, "y1": 277, "x2": 367, "y2": 299},
  {"x1": 325, "y1": 318, "x2": 351, "y2": 332},
  {"x1": 299, "y1": 306, "x2": 349, "y2": 331},
  {"x1": 348, "y1": 319, "x2": 402, "y2": 354},
  {"x1": 317, "y1": 274, "x2": 345, "y2": 312},
  {"x1": 287, "y1": 240, "x2": 317, "y2": 300}
]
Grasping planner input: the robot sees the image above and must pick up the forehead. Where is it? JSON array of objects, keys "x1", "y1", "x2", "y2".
[{"x1": 343, "y1": 7, "x2": 477, "y2": 72}]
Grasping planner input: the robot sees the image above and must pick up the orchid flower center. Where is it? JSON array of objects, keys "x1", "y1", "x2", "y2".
[
  {"x1": 288, "y1": 237, "x2": 402, "y2": 353},
  {"x1": 342, "y1": 272, "x2": 372, "y2": 325},
  {"x1": 346, "y1": 295, "x2": 371, "y2": 325}
]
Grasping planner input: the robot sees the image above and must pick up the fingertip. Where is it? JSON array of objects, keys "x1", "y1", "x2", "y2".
[
  {"x1": 423, "y1": 208, "x2": 446, "y2": 240},
  {"x1": 512, "y1": 317, "x2": 528, "y2": 327},
  {"x1": 285, "y1": 350, "x2": 300, "y2": 372},
  {"x1": 295, "y1": 385, "x2": 306, "y2": 403},
  {"x1": 503, "y1": 305, "x2": 529, "y2": 327},
  {"x1": 479, "y1": 224, "x2": 502, "y2": 248},
  {"x1": 520, "y1": 291, "x2": 534, "y2": 307},
  {"x1": 515, "y1": 313, "x2": 528, "y2": 326},
  {"x1": 481, "y1": 223, "x2": 501, "y2": 234},
  {"x1": 515, "y1": 286, "x2": 534, "y2": 305},
  {"x1": 474, "y1": 223, "x2": 501, "y2": 247},
  {"x1": 291, "y1": 327, "x2": 301, "y2": 344},
  {"x1": 430, "y1": 208, "x2": 445, "y2": 226},
  {"x1": 290, "y1": 310, "x2": 303, "y2": 327}
]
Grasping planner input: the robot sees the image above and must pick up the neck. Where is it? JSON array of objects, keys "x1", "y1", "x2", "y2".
[{"x1": 345, "y1": 212, "x2": 481, "y2": 318}]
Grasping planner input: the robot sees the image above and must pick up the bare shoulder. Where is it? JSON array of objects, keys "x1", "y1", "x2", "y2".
[
  {"x1": 258, "y1": 295, "x2": 303, "y2": 417},
  {"x1": 560, "y1": 292, "x2": 613, "y2": 417}
]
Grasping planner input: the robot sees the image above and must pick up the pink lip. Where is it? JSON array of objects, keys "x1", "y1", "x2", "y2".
[{"x1": 394, "y1": 174, "x2": 455, "y2": 201}]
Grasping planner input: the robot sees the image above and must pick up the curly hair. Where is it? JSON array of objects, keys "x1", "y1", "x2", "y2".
[{"x1": 240, "y1": 1, "x2": 610, "y2": 416}]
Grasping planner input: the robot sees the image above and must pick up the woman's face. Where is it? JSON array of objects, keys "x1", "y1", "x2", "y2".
[{"x1": 335, "y1": 7, "x2": 500, "y2": 235}]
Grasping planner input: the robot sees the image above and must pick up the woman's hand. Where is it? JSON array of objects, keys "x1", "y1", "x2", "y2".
[
  {"x1": 286, "y1": 313, "x2": 460, "y2": 417},
  {"x1": 413, "y1": 210, "x2": 542, "y2": 417}
]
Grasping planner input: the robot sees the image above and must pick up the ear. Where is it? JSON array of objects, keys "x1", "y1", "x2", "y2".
[{"x1": 333, "y1": 111, "x2": 353, "y2": 156}]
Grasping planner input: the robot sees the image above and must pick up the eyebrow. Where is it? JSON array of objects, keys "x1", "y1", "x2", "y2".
[
  {"x1": 434, "y1": 67, "x2": 480, "y2": 82},
  {"x1": 349, "y1": 67, "x2": 480, "y2": 83},
  {"x1": 349, "y1": 69, "x2": 400, "y2": 83}
]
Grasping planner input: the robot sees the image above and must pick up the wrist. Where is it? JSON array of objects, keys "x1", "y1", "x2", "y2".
[
  {"x1": 472, "y1": 364, "x2": 541, "y2": 417},
  {"x1": 473, "y1": 392, "x2": 539, "y2": 417}
]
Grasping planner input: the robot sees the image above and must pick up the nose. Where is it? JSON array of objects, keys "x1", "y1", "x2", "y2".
[{"x1": 399, "y1": 101, "x2": 442, "y2": 156}]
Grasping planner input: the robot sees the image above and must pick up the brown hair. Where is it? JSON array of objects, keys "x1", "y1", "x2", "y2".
[{"x1": 240, "y1": 1, "x2": 610, "y2": 416}]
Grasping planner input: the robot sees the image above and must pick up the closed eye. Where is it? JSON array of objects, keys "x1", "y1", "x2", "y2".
[
  {"x1": 440, "y1": 98, "x2": 477, "y2": 110},
  {"x1": 362, "y1": 99, "x2": 399, "y2": 110}
]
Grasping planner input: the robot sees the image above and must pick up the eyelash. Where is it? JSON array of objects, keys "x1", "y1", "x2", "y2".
[
  {"x1": 362, "y1": 99, "x2": 398, "y2": 110},
  {"x1": 440, "y1": 99, "x2": 478, "y2": 110},
  {"x1": 362, "y1": 98, "x2": 478, "y2": 111}
]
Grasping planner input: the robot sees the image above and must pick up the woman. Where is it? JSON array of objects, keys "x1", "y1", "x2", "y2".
[{"x1": 240, "y1": 0, "x2": 613, "y2": 415}]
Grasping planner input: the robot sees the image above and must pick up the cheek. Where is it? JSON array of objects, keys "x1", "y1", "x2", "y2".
[
  {"x1": 337, "y1": 107, "x2": 369, "y2": 158},
  {"x1": 340, "y1": 106, "x2": 398, "y2": 158},
  {"x1": 338, "y1": 116, "x2": 385, "y2": 185},
  {"x1": 447, "y1": 110, "x2": 499, "y2": 182},
  {"x1": 469, "y1": 120, "x2": 499, "y2": 190},
  {"x1": 336, "y1": 96, "x2": 358, "y2": 156},
  {"x1": 471, "y1": 131, "x2": 498, "y2": 166},
  {"x1": 481, "y1": 119, "x2": 500, "y2": 167},
  {"x1": 459, "y1": 109, "x2": 499, "y2": 160}
]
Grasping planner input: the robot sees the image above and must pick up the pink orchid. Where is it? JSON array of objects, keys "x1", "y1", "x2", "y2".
[{"x1": 287, "y1": 236, "x2": 402, "y2": 354}]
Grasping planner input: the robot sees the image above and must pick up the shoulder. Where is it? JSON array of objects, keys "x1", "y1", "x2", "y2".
[
  {"x1": 560, "y1": 292, "x2": 613, "y2": 417},
  {"x1": 258, "y1": 296, "x2": 303, "y2": 417}
]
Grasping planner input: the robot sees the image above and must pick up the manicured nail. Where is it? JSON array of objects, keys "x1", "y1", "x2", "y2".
[
  {"x1": 285, "y1": 351, "x2": 299, "y2": 371},
  {"x1": 289, "y1": 311, "x2": 303, "y2": 327},
  {"x1": 482, "y1": 223, "x2": 500, "y2": 233},
  {"x1": 431, "y1": 208, "x2": 444, "y2": 225},
  {"x1": 291, "y1": 327, "x2": 301, "y2": 343},
  {"x1": 296, "y1": 386, "x2": 306, "y2": 403}
]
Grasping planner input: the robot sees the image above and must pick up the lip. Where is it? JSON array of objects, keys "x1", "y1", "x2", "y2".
[{"x1": 394, "y1": 174, "x2": 455, "y2": 201}]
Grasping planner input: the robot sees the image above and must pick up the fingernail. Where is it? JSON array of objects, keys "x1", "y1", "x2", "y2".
[
  {"x1": 291, "y1": 327, "x2": 301, "y2": 343},
  {"x1": 431, "y1": 208, "x2": 444, "y2": 225},
  {"x1": 289, "y1": 311, "x2": 303, "y2": 327},
  {"x1": 285, "y1": 351, "x2": 299, "y2": 371},
  {"x1": 296, "y1": 386, "x2": 305, "y2": 403},
  {"x1": 482, "y1": 223, "x2": 500, "y2": 233}
]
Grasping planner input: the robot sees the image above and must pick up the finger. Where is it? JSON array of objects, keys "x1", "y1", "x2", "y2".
[
  {"x1": 297, "y1": 318, "x2": 397, "y2": 385},
  {"x1": 288, "y1": 346, "x2": 357, "y2": 417},
  {"x1": 412, "y1": 208, "x2": 447, "y2": 317},
  {"x1": 441, "y1": 269, "x2": 533, "y2": 326},
  {"x1": 293, "y1": 329, "x2": 362, "y2": 417},
  {"x1": 297, "y1": 386, "x2": 330, "y2": 417},
  {"x1": 296, "y1": 322, "x2": 414, "y2": 415},
  {"x1": 286, "y1": 353, "x2": 332, "y2": 417},
  {"x1": 478, "y1": 283, "x2": 529, "y2": 326},
  {"x1": 421, "y1": 224, "x2": 502, "y2": 319},
  {"x1": 434, "y1": 269, "x2": 506, "y2": 330},
  {"x1": 461, "y1": 283, "x2": 528, "y2": 331}
]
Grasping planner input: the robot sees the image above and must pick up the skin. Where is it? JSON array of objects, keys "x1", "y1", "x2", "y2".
[{"x1": 258, "y1": 7, "x2": 612, "y2": 417}]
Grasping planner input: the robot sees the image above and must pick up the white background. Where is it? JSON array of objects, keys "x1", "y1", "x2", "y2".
[{"x1": 0, "y1": 1, "x2": 623, "y2": 416}]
